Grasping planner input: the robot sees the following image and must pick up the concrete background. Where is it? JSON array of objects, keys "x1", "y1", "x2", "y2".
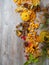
[{"x1": 0, "y1": 0, "x2": 49, "y2": 65}]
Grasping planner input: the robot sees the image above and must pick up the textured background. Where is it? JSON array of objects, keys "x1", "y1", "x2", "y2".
[{"x1": 0, "y1": 0, "x2": 49, "y2": 65}]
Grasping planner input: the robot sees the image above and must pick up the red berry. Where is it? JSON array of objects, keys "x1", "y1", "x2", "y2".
[{"x1": 21, "y1": 36, "x2": 26, "y2": 40}]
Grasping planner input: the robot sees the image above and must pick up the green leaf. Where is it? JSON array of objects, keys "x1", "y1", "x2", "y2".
[
  {"x1": 33, "y1": 58, "x2": 39, "y2": 63},
  {"x1": 29, "y1": 53, "x2": 34, "y2": 63},
  {"x1": 29, "y1": 53, "x2": 34, "y2": 59},
  {"x1": 24, "y1": 54, "x2": 34, "y2": 65},
  {"x1": 24, "y1": 61, "x2": 29, "y2": 65},
  {"x1": 24, "y1": 53, "x2": 39, "y2": 65}
]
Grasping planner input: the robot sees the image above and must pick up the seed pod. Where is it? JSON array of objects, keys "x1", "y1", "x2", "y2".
[
  {"x1": 16, "y1": 30, "x2": 22, "y2": 37},
  {"x1": 23, "y1": 3, "x2": 28, "y2": 8}
]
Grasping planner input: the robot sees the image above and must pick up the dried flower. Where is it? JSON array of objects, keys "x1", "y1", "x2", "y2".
[
  {"x1": 32, "y1": 0, "x2": 40, "y2": 6},
  {"x1": 20, "y1": 11, "x2": 30, "y2": 21}
]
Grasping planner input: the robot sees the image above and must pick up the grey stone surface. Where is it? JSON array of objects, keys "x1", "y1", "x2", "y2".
[{"x1": 0, "y1": 0, "x2": 49, "y2": 65}]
